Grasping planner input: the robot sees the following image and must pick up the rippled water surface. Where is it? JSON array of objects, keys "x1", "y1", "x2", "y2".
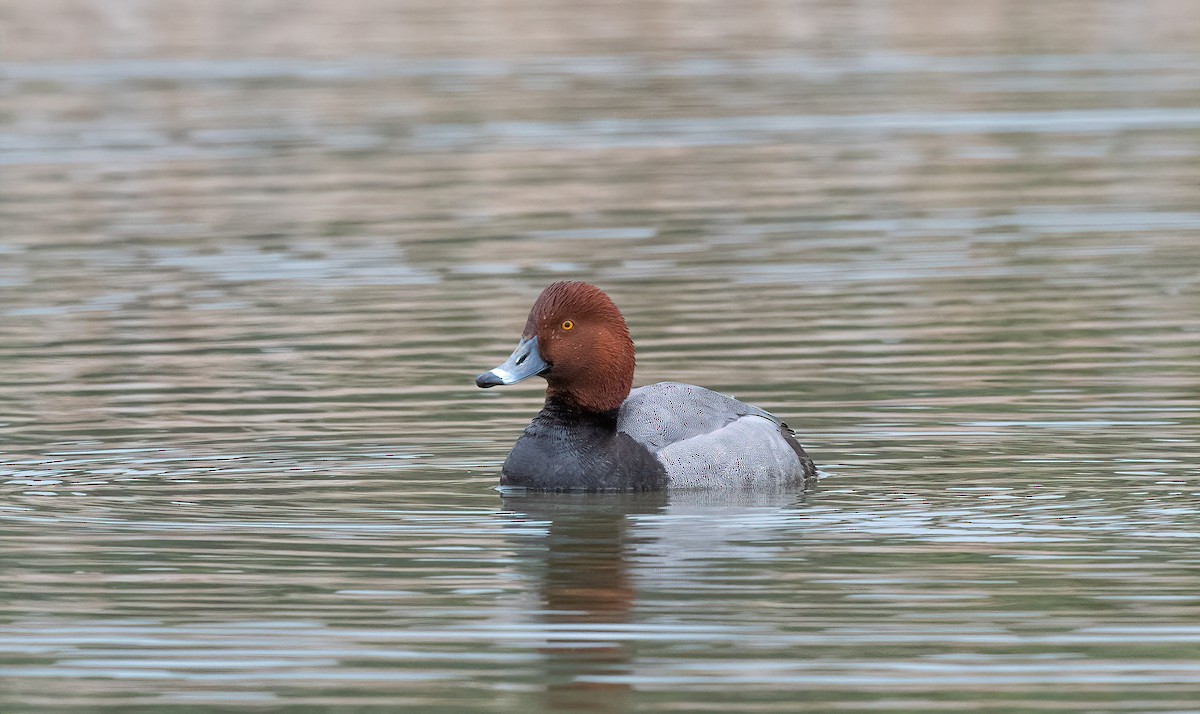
[{"x1": 3, "y1": 1, "x2": 1200, "y2": 711}]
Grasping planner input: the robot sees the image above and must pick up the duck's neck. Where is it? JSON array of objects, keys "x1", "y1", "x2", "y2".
[
  {"x1": 545, "y1": 379, "x2": 630, "y2": 413},
  {"x1": 538, "y1": 395, "x2": 620, "y2": 431}
]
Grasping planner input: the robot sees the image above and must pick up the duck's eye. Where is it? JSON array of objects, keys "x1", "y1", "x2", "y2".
[{"x1": 561, "y1": 320, "x2": 574, "y2": 331}]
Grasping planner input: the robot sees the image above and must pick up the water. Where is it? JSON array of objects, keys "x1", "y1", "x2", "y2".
[{"x1": 3, "y1": 1, "x2": 1200, "y2": 711}]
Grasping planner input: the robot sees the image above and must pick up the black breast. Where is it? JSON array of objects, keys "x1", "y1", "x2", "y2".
[{"x1": 500, "y1": 400, "x2": 668, "y2": 491}]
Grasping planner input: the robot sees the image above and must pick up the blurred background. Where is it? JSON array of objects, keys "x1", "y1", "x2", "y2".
[{"x1": 2, "y1": 1, "x2": 1200, "y2": 711}]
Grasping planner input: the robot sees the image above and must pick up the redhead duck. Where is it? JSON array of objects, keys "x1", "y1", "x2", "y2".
[{"x1": 476, "y1": 281, "x2": 817, "y2": 491}]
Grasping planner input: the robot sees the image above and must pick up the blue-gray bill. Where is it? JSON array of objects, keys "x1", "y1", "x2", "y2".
[{"x1": 475, "y1": 336, "x2": 549, "y2": 388}]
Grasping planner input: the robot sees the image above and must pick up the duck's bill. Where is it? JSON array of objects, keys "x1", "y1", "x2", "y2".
[{"x1": 476, "y1": 336, "x2": 549, "y2": 388}]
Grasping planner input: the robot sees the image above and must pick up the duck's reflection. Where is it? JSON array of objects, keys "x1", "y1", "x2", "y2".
[
  {"x1": 501, "y1": 489, "x2": 806, "y2": 711},
  {"x1": 502, "y1": 491, "x2": 666, "y2": 712}
]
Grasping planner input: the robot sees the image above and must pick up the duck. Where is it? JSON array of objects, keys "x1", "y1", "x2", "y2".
[{"x1": 475, "y1": 281, "x2": 816, "y2": 491}]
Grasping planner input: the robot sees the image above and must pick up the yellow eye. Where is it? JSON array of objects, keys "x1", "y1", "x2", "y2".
[{"x1": 561, "y1": 320, "x2": 574, "y2": 331}]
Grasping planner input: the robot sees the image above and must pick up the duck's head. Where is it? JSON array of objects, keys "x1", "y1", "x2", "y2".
[{"x1": 476, "y1": 281, "x2": 635, "y2": 412}]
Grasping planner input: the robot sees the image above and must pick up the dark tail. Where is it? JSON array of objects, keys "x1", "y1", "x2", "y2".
[{"x1": 780, "y1": 423, "x2": 817, "y2": 489}]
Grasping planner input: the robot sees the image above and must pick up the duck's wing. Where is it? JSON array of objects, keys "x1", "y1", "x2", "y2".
[
  {"x1": 617, "y1": 382, "x2": 771, "y2": 450},
  {"x1": 617, "y1": 382, "x2": 815, "y2": 488}
]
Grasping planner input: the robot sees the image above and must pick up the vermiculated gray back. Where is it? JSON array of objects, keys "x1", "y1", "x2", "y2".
[{"x1": 617, "y1": 382, "x2": 808, "y2": 488}]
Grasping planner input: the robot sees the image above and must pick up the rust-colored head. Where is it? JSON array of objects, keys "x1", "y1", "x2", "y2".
[
  {"x1": 525, "y1": 281, "x2": 635, "y2": 412},
  {"x1": 477, "y1": 282, "x2": 635, "y2": 413}
]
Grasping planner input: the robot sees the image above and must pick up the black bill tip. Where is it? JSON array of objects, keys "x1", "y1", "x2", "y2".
[{"x1": 475, "y1": 372, "x2": 503, "y2": 388}]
